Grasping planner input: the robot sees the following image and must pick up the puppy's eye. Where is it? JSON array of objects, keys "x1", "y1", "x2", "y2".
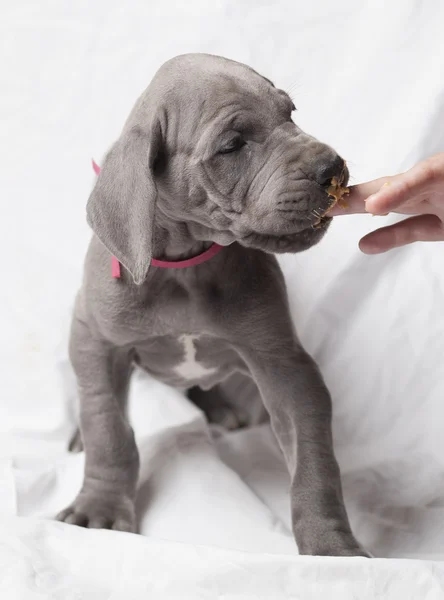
[{"x1": 219, "y1": 137, "x2": 246, "y2": 155}]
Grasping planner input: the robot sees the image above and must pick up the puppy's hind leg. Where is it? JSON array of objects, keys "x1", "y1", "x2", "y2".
[
  {"x1": 187, "y1": 372, "x2": 267, "y2": 430},
  {"x1": 68, "y1": 428, "x2": 84, "y2": 453}
]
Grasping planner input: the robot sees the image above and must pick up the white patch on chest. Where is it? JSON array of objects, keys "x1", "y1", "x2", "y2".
[{"x1": 174, "y1": 334, "x2": 217, "y2": 381}]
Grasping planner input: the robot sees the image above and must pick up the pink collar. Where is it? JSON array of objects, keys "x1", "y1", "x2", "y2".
[
  {"x1": 92, "y1": 160, "x2": 223, "y2": 278},
  {"x1": 111, "y1": 244, "x2": 224, "y2": 278}
]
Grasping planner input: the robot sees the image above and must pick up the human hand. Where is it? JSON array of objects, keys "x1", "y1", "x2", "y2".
[{"x1": 329, "y1": 153, "x2": 444, "y2": 253}]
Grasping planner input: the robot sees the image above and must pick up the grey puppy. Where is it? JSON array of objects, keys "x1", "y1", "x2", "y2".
[{"x1": 58, "y1": 53, "x2": 367, "y2": 557}]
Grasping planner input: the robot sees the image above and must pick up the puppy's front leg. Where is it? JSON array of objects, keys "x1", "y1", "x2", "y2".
[
  {"x1": 57, "y1": 318, "x2": 139, "y2": 532},
  {"x1": 239, "y1": 334, "x2": 367, "y2": 557}
]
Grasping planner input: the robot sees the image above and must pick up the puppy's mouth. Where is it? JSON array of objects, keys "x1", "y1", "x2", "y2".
[
  {"x1": 239, "y1": 216, "x2": 331, "y2": 254},
  {"x1": 310, "y1": 169, "x2": 350, "y2": 227},
  {"x1": 232, "y1": 168, "x2": 348, "y2": 254}
]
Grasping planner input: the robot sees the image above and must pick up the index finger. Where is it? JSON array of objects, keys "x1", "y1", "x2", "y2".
[{"x1": 328, "y1": 177, "x2": 390, "y2": 216}]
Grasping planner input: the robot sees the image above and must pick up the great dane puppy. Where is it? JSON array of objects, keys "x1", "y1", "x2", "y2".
[{"x1": 58, "y1": 53, "x2": 367, "y2": 557}]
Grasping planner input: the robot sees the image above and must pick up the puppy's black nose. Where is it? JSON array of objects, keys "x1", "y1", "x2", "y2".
[{"x1": 314, "y1": 155, "x2": 345, "y2": 187}]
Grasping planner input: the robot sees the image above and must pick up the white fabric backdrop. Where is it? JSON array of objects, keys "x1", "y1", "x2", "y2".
[{"x1": 1, "y1": 0, "x2": 444, "y2": 597}]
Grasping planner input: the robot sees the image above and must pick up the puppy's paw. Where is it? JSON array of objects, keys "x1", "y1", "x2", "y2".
[
  {"x1": 56, "y1": 491, "x2": 136, "y2": 533},
  {"x1": 297, "y1": 529, "x2": 370, "y2": 557}
]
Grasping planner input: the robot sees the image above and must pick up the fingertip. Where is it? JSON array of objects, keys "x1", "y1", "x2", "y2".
[
  {"x1": 358, "y1": 236, "x2": 383, "y2": 255},
  {"x1": 358, "y1": 242, "x2": 373, "y2": 255}
]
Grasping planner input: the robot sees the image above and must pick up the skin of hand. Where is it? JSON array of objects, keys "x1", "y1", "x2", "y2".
[{"x1": 329, "y1": 153, "x2": 444, "y2": 254}]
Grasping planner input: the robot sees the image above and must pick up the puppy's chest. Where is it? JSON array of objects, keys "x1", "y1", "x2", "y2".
[
  {"x1": 102, "y1": 278, "x2": 242, "y2": 388},
  {"x1": 134, "y1": 333, "x2": 242, "y2": 389}
]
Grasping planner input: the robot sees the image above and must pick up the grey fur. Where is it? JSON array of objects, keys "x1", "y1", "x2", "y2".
[{"x1": 57, "y1": 54, "x2": 368, "y2": 557}]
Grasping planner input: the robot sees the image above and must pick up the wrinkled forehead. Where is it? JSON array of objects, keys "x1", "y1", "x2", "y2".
[
  {"x1": 150, "y1": 56, "x2": 293, "y2": 147},
  {"x1": 199, "y1": 72, "x2": 291, "y2": 129}
]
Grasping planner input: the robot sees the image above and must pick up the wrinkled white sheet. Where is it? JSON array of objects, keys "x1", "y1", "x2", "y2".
[{"x1": 1, "y1": 0, "x2": 444, "y2": 597}]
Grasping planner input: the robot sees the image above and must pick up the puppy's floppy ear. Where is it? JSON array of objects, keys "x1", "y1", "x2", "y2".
[{"x1": 87, "y1": 122, "x2": 162, "y2": 285}]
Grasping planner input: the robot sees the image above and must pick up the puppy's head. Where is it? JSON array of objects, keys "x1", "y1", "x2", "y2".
[{"x1": 88, "y1": 54, "x2": 347, "y2": 283}]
